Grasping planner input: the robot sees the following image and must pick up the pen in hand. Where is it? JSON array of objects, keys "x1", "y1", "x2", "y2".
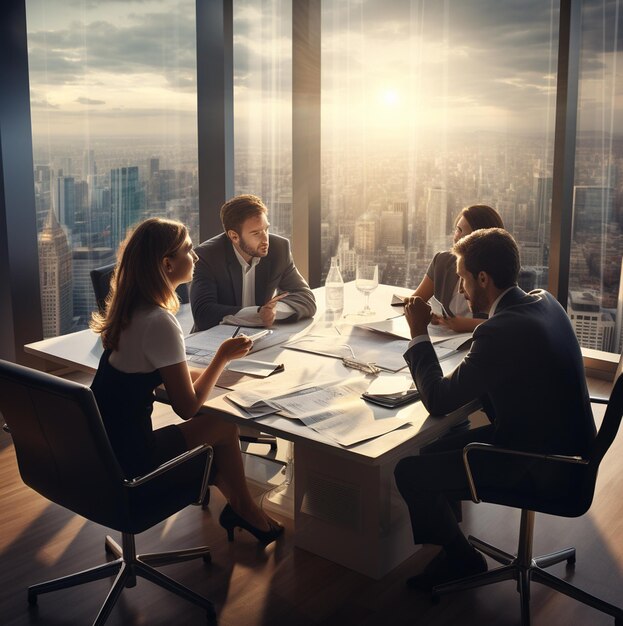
[{"x1": 231, "y1": 326, "x2": 241, "y2": 338}]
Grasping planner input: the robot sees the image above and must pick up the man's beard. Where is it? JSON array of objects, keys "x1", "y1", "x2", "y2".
[
  {"x1": 238, "y1": 236, "x2": 269, "y2": 259},
  {"x1": 467, "y1": 286, "x2": 488, "y2": 315}
]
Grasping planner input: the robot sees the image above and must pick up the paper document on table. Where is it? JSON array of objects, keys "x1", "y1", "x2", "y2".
[
  {"x1": 269, "y1": 377, "x2": 370, "y2": 418},
  {"x1": 428, "y1": 323, "x2": 470, "y2": 343},
  {"x1": 225, "y1": 376, "x2": 342, "y2": 418},
  {"x1": 185, "y1": 325, "x2": 276, "y2": 364},
  {"x1": 357, "y1": 314, "x2": 462, "y2": 346},
  {"x1": 429, "y1": 295, "x2": 447, "y2": 318},
  {"x1": 355, "y1": 316, "x2": 411, "y2": 340},
  {"x1": 434, "y1": 333, "x2": 473, "y2": 351},
  {"x1": 225, "y1": 359, "x2": 284, "y2": 378},
  {"x1": 301, "y1": 406, "x2": 407, "y2": 447},
  {"x1": 285, "y1": 327, "x2": 409, "y2": 372},
  {"x1": 366, "y1": 374, "x2": 414, "y2": 396},
  {"x1": 185, "y1": 317, "x2": 315, "y2": 365},
  {"x1": 268, "y1": 377, "x2": 408, "y2": 446}
]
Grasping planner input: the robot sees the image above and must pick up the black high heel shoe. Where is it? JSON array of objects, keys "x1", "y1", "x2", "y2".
[{"x1": 219, "y1": 504, "x2": 284, "y2": 546}]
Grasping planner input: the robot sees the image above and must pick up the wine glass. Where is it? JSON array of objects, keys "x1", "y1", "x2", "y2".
[{"x1": 355, "y1": 261, "x2": 379, "y2": 315}]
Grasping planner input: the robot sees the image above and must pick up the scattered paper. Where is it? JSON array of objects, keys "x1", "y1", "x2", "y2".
[{"x1": 366, "y1": 374, "x2": 414, "y2": 396}]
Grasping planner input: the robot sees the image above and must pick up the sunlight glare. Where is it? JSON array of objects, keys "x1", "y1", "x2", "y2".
[{"x1": 380, "y1": 89, "x2": 400, "y2": 107}]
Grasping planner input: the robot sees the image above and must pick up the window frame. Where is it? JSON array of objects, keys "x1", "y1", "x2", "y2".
[{"x1": 0, "y1": 0, "x2": 619, "y2": 371}]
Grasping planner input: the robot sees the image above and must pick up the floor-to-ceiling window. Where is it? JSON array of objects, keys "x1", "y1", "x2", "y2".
[
  {"x1": 19, "y1": 0, "x2": 623, "y2": 356},
  {"x1": 321, "y1": 1, "x2": 559, "y2": 290},
  {"x1": 568, "y1": 0, "x2": 623, "y2": 353},
  {"x1": 233, "y1": 0, "x2": 292, "y2": 239},
  {"x1": 26, "y1": 0, "x2": 198, "y2": 337}
]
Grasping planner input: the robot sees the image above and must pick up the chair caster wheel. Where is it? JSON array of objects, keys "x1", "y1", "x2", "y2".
[
  {"x1": 566, "y1": 555, "x2": 576, "y2": 566},
  {"x1": 27, "y1": 591, "x2": 37, "y2": 606}
]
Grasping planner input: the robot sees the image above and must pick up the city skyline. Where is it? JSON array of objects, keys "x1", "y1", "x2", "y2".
[{"x1": 33, "y1": 132, "x2": 623, "y2": 353}]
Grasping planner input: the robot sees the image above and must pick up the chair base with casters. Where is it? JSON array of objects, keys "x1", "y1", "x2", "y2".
[
  {"x1": 0, "y1": 359, "x2": 220, "y2": 626},
  {"x1": 432, "y1": 508, "x2": 623, "y2": 625},
  {"x1": 28, "y1": 532, "x2": 216, "y2": 626}
]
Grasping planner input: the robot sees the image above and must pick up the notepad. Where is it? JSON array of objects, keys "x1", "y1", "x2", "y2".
[{"x1": 225, "y1": 359, "x2": 284, "y2": 378}]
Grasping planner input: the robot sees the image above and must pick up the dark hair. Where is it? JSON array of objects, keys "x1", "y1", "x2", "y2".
[
  {"x1": 457, "y1": 204, "x2": 504, "y2": 231},
  {"x1": 453, "y1": 228, "x2": 520, "y2": 290},
  {"x1": 220, "y1": 194, "x2": 268, "y2": 233},
  {"x1": 90, "y1": 217, "x2": 187, "y2": 350}
]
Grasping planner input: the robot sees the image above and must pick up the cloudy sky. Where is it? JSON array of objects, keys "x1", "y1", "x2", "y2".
[{"x1": 24, "y1": 0, "x2": 623, "y2": 141}]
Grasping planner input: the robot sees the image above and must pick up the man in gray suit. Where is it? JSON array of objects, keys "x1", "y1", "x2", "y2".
[
  {"x1": 394, "y1": 228, "x2": 595, "y2": 591},
  {"x1": 190, "y1": 194, "x2": 316, "y2": 331}
]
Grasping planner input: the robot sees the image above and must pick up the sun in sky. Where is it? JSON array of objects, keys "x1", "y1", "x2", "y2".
[{"x1": 380, "y1": 88, "x2": 400, "y2": 107}]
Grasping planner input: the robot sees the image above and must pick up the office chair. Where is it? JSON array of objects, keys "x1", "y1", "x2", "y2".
[
  {"x1": 0, "y1": 359, "x2": 216, "y2": 625},
  {"x1": 431, "y1": 367, "x2": 623, "y2": 626},
  {"x1": 90, "y1": 263, "x2": 189, "y2": 312}
]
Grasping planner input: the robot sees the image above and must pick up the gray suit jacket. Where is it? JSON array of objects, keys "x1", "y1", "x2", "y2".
[
  {"x1": 190, "y1": 232, "x2": 316, "y2": 331},
  {"x1": 404, "y1": 287, "x2": 596, "y2": 457}
]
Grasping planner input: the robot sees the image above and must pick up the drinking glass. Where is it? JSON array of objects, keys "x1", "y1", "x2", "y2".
[{"x1": 355, "y1": 261, "x2": 379, "y2": 315}]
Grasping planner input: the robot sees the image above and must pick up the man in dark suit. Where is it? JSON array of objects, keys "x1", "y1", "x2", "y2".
[
  {"x1": 190, "y1": 194, "x2": 316, "y2": 331},
  {"x1": 394, "y1": 228, "x2": 595, "y2": 590}
]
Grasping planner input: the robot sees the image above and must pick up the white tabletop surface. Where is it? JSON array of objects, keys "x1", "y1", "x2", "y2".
[{"x1": 24, "y1": 283, "x2": 477, "y2": 467}]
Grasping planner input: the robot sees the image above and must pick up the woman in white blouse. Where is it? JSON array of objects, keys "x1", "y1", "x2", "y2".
[{"x1": 90, "y1": 217, "x2": 282, "y2": 545}]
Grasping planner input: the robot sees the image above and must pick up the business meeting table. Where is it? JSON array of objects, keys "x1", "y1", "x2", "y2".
[{"x1": 25, "y1": 283, "x2": 478, "y2": 579}]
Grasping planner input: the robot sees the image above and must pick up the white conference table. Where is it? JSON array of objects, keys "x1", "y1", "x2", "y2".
[{"x1": 25, "y1": 283, "x2": 477, "y2": 579}]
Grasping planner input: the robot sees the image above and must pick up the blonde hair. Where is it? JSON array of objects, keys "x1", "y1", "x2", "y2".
[{"x1": 90, "y1": 217, "x2": 188, "y2": 350}]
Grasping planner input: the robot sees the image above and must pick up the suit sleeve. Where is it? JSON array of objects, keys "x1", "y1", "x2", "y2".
[
  {"x1": 405, "y1": 324, "x2": 503, "y2": 416},
  {"x1": 275, "y1": 240, "x2": 317, "y2": 320},
  {"x1": 190, "y1": 249, "x2": 240, "y2": 331}
]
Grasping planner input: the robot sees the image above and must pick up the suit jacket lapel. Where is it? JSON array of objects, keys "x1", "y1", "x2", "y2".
[{"x1": 224, "y1": 240, "x2": 243, "y2": 306}]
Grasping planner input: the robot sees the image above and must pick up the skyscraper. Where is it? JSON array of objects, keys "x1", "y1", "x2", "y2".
[
  {"x1": 572, "y1": 186, "x2": 614, "y2": 238},
  {"x1": 380, "y1": 205, "x2": 405, "y2": 249},
  {"x1": 425, "y1": 187, "x2": 448, "y2": 256},
  {"x1": 567, "y1": 290, "x2": 615, "y2": 351},
  {"x1": 38, "y1": 210, "x2": 73, "y2": 338},
  {"x1": 55, "y1": 175, "x2": 76, "y2": 231},
  {"x1": 354, "y1": 215, "x2": 377, "y2": 257},
  {"x1": 110, "y1": 166, "x2": 141, "y2": 250}
]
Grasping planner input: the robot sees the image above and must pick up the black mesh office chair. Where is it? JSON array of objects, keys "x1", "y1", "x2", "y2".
[
  {"x1": 90, "y1": 263, "x2": 189, "y2": 312},
  {"x1": 0, "y1": 359, "x2": 216, "y2": 625},
  {"x1": 432, "y1": 365, "x2": 623, "y2": 626}
]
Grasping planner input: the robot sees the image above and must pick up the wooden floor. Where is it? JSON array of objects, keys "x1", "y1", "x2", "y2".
[{"x1": 1, "y1": 374, "x2": 622, "y2": 626}]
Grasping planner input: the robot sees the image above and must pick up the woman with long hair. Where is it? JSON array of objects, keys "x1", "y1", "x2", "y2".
[
  {"x1": 412, "y1": 204, "x2": 505, "y2": 333},
  {"x1": 90, "y1": 217, "x2": 282, "y2": 545}
]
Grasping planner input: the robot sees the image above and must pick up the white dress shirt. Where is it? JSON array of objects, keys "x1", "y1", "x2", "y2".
[{"x1": 221, "y1": 245, "x2": 295, "y2": 326}]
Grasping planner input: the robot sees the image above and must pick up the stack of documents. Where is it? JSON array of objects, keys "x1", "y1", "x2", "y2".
[
  {"x1": 353, "y1": 317, "x2": 472, "y2": 361},
  {"x1": 185, "y1": 325, "x2": 278, "y2": 365},
  {"x1": 285, "y1": 327, "x2": 409, "y2": 372},
  {"x1": 225, "y1": 376, "x2": 410, "y2": 447}
]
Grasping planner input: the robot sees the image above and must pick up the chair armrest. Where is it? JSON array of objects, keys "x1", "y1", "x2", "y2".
[
  {"x1": 589, "y1": 396, "x2": 609, "y2": 405},
  {"x1": 462, "y1": 442, "x2": 588, "y2": 504},
  {"x1": 125, "y1": 444, "x2": 213, "y2": 505}
]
